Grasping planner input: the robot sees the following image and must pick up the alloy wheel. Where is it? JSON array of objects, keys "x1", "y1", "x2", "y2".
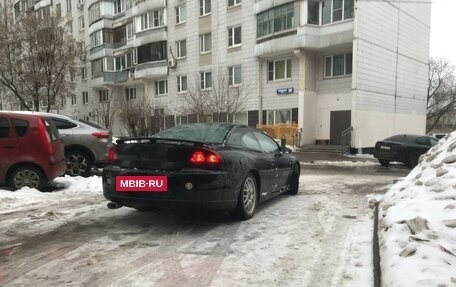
[
  {"x1": 242, "y1": 176, "x2": 257, "y2": 215},
  {"x1": 67, "y1": 152, "x2": 90, "y2": 176}
]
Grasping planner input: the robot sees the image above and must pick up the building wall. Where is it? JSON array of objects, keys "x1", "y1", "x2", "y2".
[
  {"x1": 2, "y1": 0, "x2": 431, "y2": 146},
  {"x1": 352, "y1": 0, "x2": 431, "y2": 148}
]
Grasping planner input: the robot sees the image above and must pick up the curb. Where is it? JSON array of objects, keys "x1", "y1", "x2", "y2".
[{"x1": 373, "y1": 203, "x2": 381, "y2": 287}]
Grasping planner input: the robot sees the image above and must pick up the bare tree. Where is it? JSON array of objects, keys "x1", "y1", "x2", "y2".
[
  {"x1": 93, "y1": 94, "x2": 117, "y2": 129},
  {"x1": 427, "y1": 58, "x2": 456, "y2": 133},
  {"x1": 184, "y1": 67, "x2": 249, "y2": 123},
  {"x1": 117, "y1": 97, "x2": 153, "y2": 137},
  {"x1": 0, "y1": 2, "x2": 78, "y2": 111}
]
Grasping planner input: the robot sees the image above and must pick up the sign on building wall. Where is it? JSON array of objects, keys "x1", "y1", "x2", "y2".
[{"x1": 277, "y1": 87, "x2": 294, "y2": 95}]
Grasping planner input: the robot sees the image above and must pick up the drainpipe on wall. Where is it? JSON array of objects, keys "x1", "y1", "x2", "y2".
[{"x1": 258, "y1": 62, "x2": 263, "y2": 125}]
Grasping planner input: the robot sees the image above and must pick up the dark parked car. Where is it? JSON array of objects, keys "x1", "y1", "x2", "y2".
[
  {"x1": 373, "y1": 134, "x2": 438, "y2": 168},
  {"x1": 0, "y1": 111, "x2": 66, "y2": 190},
  {"x1": 102, "y1": 123, "x2": 300, "y2": 220}
]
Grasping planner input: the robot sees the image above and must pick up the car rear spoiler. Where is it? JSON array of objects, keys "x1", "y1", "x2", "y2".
[{"x1": 115, "y1": 137, "x2": 207, "y2": 147}]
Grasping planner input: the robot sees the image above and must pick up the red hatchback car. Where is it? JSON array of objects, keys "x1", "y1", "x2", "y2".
[{"x1": 0, "y1": 111, "x2": 66, "y2": 190}]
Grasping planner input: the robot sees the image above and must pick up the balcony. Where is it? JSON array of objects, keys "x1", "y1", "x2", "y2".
[
  {"x1": 254, "y1": 20, "x2": 354, "y2": 57},
  {"x1": 91, "y1": 69, "x2": 137, "y2": 87},
  {"x1": 135, "y1": 61, "x2": 168, "y2": 80}
]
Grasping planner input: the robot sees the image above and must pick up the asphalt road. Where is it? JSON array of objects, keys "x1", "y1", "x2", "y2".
[{"x1": 0, "y1": 158, "x2": 409, "y2": 287}]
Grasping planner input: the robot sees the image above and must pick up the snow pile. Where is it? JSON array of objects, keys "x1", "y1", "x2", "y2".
[
  {"x1": 0, "y1": 175, "x2": 102, "y2": 213},
  {"x1": 379, "y1": 133, "x2": 456, "y2": 286}
]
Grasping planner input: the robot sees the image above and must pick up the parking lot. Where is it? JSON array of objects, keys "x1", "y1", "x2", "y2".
[{"x1": 0, "y1": 155, "x2": 410, "y2": 287}]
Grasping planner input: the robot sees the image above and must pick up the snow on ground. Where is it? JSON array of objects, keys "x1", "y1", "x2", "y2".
[
  {"x1": 379, "y1": 133, "x2": 456, "y2": 286},
  {"x1": 5, "y1": 141, "x2": 455, "y2": 286},
  {"x1": 0, "y1": 176, "x2": 102, "y2": 213},
  {"x1": 302, "y1": 160, "x2": 378, "y2": 167}
]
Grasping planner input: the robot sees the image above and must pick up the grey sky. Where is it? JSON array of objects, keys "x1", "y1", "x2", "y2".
[{"x1": 430, "y1": 0, "x2": 456, "y2": 64}]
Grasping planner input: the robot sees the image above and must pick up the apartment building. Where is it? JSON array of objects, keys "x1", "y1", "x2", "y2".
[{"x1": 6, "y1": 0, "x2": 431, "y2": 149}]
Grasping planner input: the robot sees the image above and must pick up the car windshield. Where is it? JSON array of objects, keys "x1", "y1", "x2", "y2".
[{"x1": 152, "y1": 123, "x2": 232, "y2": 144}]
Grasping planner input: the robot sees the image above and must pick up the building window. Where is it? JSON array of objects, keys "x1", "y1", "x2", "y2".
[
  {"x1": 88, "y1": 2, "x2": 101, "y2": 24},
  {"x1": 66, "y1": 0, "x2": 71, "y2": 11},
  {"x1": 137, "y1": 41, "x2": 166, "y2": 64},
  {"x1": 78, "y1": 16, "x2": 85, "y2": 30},
  {"x1": 201, "y1": 71, "x2": 212, "y2": 90},
  {"x1": 71, "y1": 95, "x2": 77, "y2": 105},
  {"x1": 228, "y1": 0, "x2": 241, "y2": 7},
  {"x1": 67, "y1": 22, "x2": 73, "y2": 34},
  {"x1": 114, "y1": 0, "x2": 125, "y2": 15},
  {"x1": 228, "y1": 26, "x2": 241, "y2": 47},
  {"x1": 91, "y1": 58, "x2": 104, "y2": 78},
  {"x1": 308, "y1": 0, "x2": 319, "y2": 25},
  {"x1": 324, "y1": 52, "x2": 352, "y2": 78},
  {"x1": 140, "y1": 9, "x2": 164, "y2": 31},
  {"x1": 176, "y1": 115, "x2": 188, "y2": 126},
  {"x1": 322, "y1": 0, "x2": 354, "y2": 25},
  {"x1": 114, "y1": 25, "x2": 126, "y2": 44},
  {"x1": 99, "y1": 89, "x2": 109, "y2": 102},
  {"x1": 90, "y1": 30, "x2": 103, "y2": 47},
  {"x1": 268, "y1": 59, "x2": 292, "y2": 81},
  {"x1": 176, "y1": 40, "x2": 186, "y2": 58},
  {"x1": 200, "y1": 33, "x2": 211, "y2": 54},
  {"x1": 233, "y1": 112, "x2": 247, "y2": 124},
  {"x1": 228, "y1": 66, "x2": 242, "y2": 86},
  {"x1": 257, "y1": 3, "x2": 294, "y2": 38},
  {"x1": 126, "y1": 87, "x2": 136, "y2": 101},
  {"x1": 176, "y1": 5, "x2": 186, "y2": 24},
  {"x1": 267, "y1": 109, "x2": 291, "y2": 125},
  {"x1": 200, "y1": 0, "x2": 211, "y2": 16},
  {"x1": 126, "y1": 22, "x2": 135, "y2": 39},
  {"x1": 177, "y1": 76, "x2": 187, "y2": 93},
  {"x1": 82, "y1": 92, "x2": 89, "y2": 104},
  {"x1": 81, "y1": 67, "x2": 87, "y2": 80},
  {"x1": 56, "y1": 3, "x2": 61, "y2": 17},
  {"x1": 155, "y1": 80, "x2": 168, "y2": 96}
]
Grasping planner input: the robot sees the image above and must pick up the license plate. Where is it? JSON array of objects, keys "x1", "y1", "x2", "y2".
[
  {"x1": 116, "y1": 176, "x2": 168, "y2": 192},
  {"x1": 380, "y1": 146, "x2": 391, "y2": 150}
]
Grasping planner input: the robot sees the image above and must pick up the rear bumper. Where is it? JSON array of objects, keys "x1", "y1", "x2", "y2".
[
  {"x1": 373, "y1": 150, "x2": 403, "y2": 162},
  {"x1": 102, "y1": 167, "x2": 238, "y2": 210},
  {"x1": 47, "y1": 159, "x2": 67, "y2": 180}
]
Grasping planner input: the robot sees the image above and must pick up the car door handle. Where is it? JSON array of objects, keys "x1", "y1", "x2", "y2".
[{"x1": 3, "y1": 145, "x2": 15, "y2": 149}]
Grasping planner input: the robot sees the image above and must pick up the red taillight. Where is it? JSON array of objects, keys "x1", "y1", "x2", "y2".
[
  {"x1": 190, "y1": 151, "x2": 206, "y2": 164},
  {"x1": 92, "y1": 131, "x2": 110, "y2": 139},
  {"x1": 38, "y1": 119, "x2": 53, "y2": 154},
  {"x1": 189, "y1": 150, "x2": 222, "y2": 166},
  {"x1": 107, "y1": 146, "x2": 118, "y2": 163}
]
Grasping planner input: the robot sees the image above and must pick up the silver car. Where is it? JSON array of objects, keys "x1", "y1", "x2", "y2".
[{"x1": 47, "y1": 113, "x2": 111, "y2": 176}]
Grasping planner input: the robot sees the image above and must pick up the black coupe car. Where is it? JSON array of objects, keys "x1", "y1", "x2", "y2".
[
  {"x1": 102, "y1": 123, "x2": 300, "y2": 220},
  {"x1": 373, "y1": 134, "x2": 438, "y2": 168}
]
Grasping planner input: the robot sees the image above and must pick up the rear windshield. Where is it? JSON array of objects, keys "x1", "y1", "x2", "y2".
[
  {"x1": 43, "y1": 118, "x2": 60, "y2": 141},
  {"x1": 152, "y1": 124, "x2": 232, "y2": 144}
]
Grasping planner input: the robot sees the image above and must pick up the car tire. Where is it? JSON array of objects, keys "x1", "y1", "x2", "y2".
[
  {"x1": 286, "y1": 164, "x2": 300, "y2": 195},
  {"x1": 66, "y1": 150, "x2": 92, "y2": 177},
  {"x1": 9, "y1": 166, "x2": 46, "y2": 191},
  {"x1": 406, "y1": 154, "x2": 419, "y2": 168},
  {"x1": 378, "y1": 159, "x2": 390, "y2": 167},
  {"x1": 232, "y1": 173, "x2": 258, "y2": 220}
]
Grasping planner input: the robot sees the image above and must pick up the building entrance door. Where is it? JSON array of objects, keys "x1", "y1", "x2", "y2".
[{"x1": 330, "y1": 110, "x2": 351, "y2": 145}]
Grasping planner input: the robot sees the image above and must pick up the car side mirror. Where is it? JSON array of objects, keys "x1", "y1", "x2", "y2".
[{"x1": 282, "y1": 147, "x2": 292, "y2": 154}]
